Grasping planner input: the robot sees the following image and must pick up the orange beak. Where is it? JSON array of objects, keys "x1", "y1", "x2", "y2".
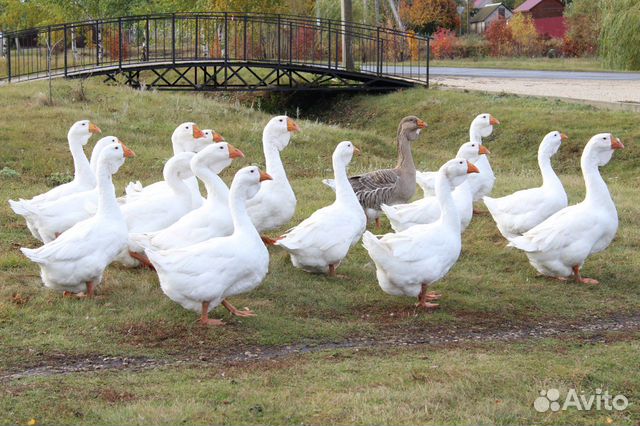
[
  {"x1": 489, "y1": 116, "x2": 500, "y2": 126},
  {"x1": 479, "y1": 145, "x2": 491, "y2": 155},
  {"x1": 228, "y1": 144, "x2": 245, "y2": 159},
  {"x1": 416, "y1": 119, "x2": 427, "y2": 129},
  {"x1": 467, "y1": 161, "x2": 480, "y2": 174},
  {"x1": 560, "y1": 133, "x2": 568, "y2": 141},
  {"x1": 213, "y1": 132, "x2": 225, "y2": 142},
  {"x1": 353, "y1": 146, "x2": 361, "y2": 156},
  {"x1": 611, "y1": 136, "x2": 624, "y2": 150},
  {"x1": 287, "y1": 118, "x2": 300, "y2": 133},
  {"x1": 120, "y1": 141, "x2": 136, "y2": 158},
  {"x1": 193, "y1": 125, "x2": 205, "y2": 139},
  {"x1": 259, "y1": 170, "x2": 273, "y2": 182},
  {"x1": 89, "y1": 123, "x2": 101, "y2": 134}
]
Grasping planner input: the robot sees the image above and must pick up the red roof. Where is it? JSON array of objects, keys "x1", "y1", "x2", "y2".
[{"x1": 515, "y1": 0, "x2": 548, "y2": 12}]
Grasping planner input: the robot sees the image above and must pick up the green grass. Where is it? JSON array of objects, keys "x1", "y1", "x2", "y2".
[
  {"x1": 2, "y1": 338, "x2": 639, "y2": 425},
  {"x1": 430, "y1": 56, "x2": 616, "y2": 72},
  {"x1": 0, "y1": 79, "x2": 638, "y2": 424}
]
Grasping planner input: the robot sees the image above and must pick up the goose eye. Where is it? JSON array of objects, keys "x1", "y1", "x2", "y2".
[
  {"x1": 82, "y1": 123, "x2": 86, "y2": 126},
  {"x1": 279, "y1": 119, "x2": 283, "y2": 122},
  {"x1": 219, "y1": 146, "x2": 224, "y2": 149},
  {"x1": 115, "y1": 146, "x2": 119, "y2": 150}
]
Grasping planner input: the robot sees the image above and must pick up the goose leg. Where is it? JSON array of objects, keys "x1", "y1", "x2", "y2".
[
  {"x1": 86, "y1": 281, "x2": 95, "y2": 298},
  {"x1": 375, "y1": 217, "x2": 382, "y2": 229},
  {"x1": 572, "y1": 265, "x2": 599, "y2": 285},
  {"x1": 200, "y1": 301, "x2": 225, "y2": 326},
  {"x1": 62, "y1": 281, "x2": 95, "y2": 299},
  {"x1": 328, "y1": 264, "x2": 337, "y2": 277},
  {"x1": 54, "y1": 232, "x2": 61, "y2": 239},
  {"x1": 128, "y1": 251, "x2": 155, "y2": 270},
  {"x1": 261, "y1": 235, "x2": 279, "y2": 245},
  {"x1": 416, "y1": 283, "x2": 439, "y2": 310},
  {"x1": 222, "y1": 299, "x2": 256, "y2": 317}
]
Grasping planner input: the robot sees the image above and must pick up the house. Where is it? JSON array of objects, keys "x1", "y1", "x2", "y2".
[
  {"x1": 515, "y1": 0, "x2": 566, "y2": 38},
  {"x1": 473, "y1": 0, "x2": 495, "y2": 7},
  {"x1": 469, "y1": 3, "x2": 513, "y2": 34}
]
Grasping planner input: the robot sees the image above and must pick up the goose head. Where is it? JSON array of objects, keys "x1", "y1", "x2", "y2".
[
  {"x1": 397, "y1": 116, "x2": 427, "y2": 142},
  {"x1": 539, "y1": 131, "x2": 567, "y2": 158},
  {"x1": 232, "y1": 165, "x2": 273, "y2": 200},
  {"x1": 202, "y1": 129, "x2": 225, "y2": 143},
  {"x1": 190, "y1": 142, "x2": 245, "y2": 176},
  {"x1": 163, "y1": 152, "x2": 196, "y2": 183},
  {"x1": 470, "y1": 113, "x2": 499, "y2": 139},
  {"x1": 333, "y1": 141, "x2": 360, "y2": 167},
  {"x1": 585, "y1": 133, "x2": 624, "y2": 167},
  {"x1": 440, "y1": 157, "x2": 480, "y2": 189},
  {"x1": 68, "y1": 120, "x2": 101, "y2": 145},
  {"x1": 171, "y1": 122, "x2": 206, "y2": 154},
  {"x1": 456, "y1": 141, "x2": 490, "y2": 164},
  {"x1": 263, "y1": 115, "x2": 300, "y2": 151},
  {"x1": 91, "y1": 136, "x2": 123, "y2": 174},
  {"x1": 98, "y1": 141, "x2": 135, "y2": 175}
]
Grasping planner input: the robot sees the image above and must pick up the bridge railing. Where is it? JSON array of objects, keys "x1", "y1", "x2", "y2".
[{"x1": 2, "y1": 12, "x2": 430, "y2": 86}]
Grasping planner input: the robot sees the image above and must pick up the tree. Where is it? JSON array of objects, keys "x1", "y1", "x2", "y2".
[
  {"x1": 484, "y1": 16, "x2": 512, "y2": 56},
  {"x1": 399, "y1": 0, "x2": 459, "y2": 34},
  {"x1": 509, "y1": 12, "x2": 539, "y2": 55},
  {"x1": 601, "y1": 0, "x2": 640, "y2": 70},
  {"x1": 563, "y1": 0, "x2": 601, "y2": 56}
]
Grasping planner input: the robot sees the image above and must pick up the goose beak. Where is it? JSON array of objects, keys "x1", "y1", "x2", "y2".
[
  {"x1": 228, "y1": 144, "x2": 245, "y2": 159},
  {"x1": 287, "y1": 118, "x2": 300, "y2": 133},
  {"x1": 560, "y1": 133, "x2": 568, "y2": 141},
  {"x1": 416, "y1": 119, "x2": 427, "y2": 129},
  {"x1": 213, "y1": 132, "x2": 225, "y2": 142},
  {"x1": 120, "y1": 141, "x2": 136, "y2": 158},
  {"x1": 259, "y1": 170, "x2": 273, "y2": 182},
  {"x1": 89, "y1": 123, "x2": 101, "y2": 134},
  {"x1": 489, "y1": 116, "x2": 500, "y2": 125},
  {"x1": 467, "y1": 161, "x2": 480, "y2": 174},
  {"x1": 193, "y1": 125, "x2": 205, "y2": 139},
  {"x1": 611, "y1": 136, "x2": 624, "y2": 150},
  {"x1": 353, "y1": 146, "x2": 361, "y2": 156},
  {"x1": 479, "y1": 145, "x2": 491, "y2": 155}
]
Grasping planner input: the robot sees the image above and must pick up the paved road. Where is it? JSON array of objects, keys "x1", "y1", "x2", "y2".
[{"x1": 367, "y1": 65, "x2": 640, "y2": 81}]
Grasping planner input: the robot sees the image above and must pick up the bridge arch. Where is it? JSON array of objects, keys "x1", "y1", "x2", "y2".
[{"x1": 1, "y1": 12, "x2": 430, "y2": 91}]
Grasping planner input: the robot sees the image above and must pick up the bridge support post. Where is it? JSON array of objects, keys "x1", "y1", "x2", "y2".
[{"x1": 63, "y1": 24, "x2": 68, "y2": 77}]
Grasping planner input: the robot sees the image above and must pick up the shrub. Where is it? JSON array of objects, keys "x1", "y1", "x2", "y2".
[
  {"x1": 430, "y1": 28, "x2": 457, "y2": 59},
  {"x1": 0, "y1": 167, "x2": 20, "y2": 179},
  {"x1": 407, "y1": 31, "x2": 420, "y2": 61},
  {"x1": 564, "y1": 0, "x2": 601, "y2": 57},
  {"x1": 600, "y1": 0, "x2": 640, "y2": 70},
  {"x1": 46, "y1": 171, "x2": 73, "y2": 187},
  {"x1": 484, "y1": 17, "x2": 513, "y2": 56},
  {"x1": 104, "y1": 29, "x2": 129, "y2": 60},
  {"x1": 400, "y1": 0, "x2": 460, "y2": 34},
  {"x1": 509, "y1": 12, "x2": 542, "y2": 56},
  {"x1": 453, "y1": 34, "x2": 490, "y2": 58}
]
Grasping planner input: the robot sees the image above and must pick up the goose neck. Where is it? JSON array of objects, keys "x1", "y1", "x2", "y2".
[
  {"x1": 333, "y1": 156, "x2": 357, "y2": 204},
  {"x1": 95, "y1": 164, "x2": 122, "y2": 218},
  {"x1": 196, "y1": 165, "x2": 229, "y2": 205},
  {"x1": 469, "y1": 126, "x2": 483, "y2": 145},
  {"x1": 435, "y1": 174, "x2": 460, "y2": 232},
  {"x1": 538, "y1": 149, "x2": 561, "y2": 190},
  {"x1": 395, "y1": 134, "x2": 415, "y2": 170},
  {"x1": 581, "y1": 152, "x2": 610, "y2": 205},
  {"x1": 69, "y1": 134, "x2": 94, "y2": 183},
  {"x1": 263, "y1": 144, "x2": 286, "y2": 180},
  {"x1": 229, "y1": 186, "x2": 258, "y2": 237}
]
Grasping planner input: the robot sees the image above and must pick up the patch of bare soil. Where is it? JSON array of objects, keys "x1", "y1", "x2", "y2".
[{"x1": 2, "y1": 312, "x2": 639, "y2": 382}]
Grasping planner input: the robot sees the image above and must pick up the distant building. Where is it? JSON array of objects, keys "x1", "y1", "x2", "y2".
[
  {"x1": 473, "y1": 0, "x2": 496, "y2": 7},
  {"x1": 515, "y1": 0, "x2": 566, "y2": 38},
  {"x1": 469, "y1": 3, "x2": 513, "y2": 34}
]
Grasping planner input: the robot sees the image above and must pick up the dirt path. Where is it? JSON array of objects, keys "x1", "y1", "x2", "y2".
[
  {"x1": 432, "y1": 76, "x2": 640, "y2": 110},
  {"x1": 3, "y1": 312, "x2": 639, "y2": 382}
]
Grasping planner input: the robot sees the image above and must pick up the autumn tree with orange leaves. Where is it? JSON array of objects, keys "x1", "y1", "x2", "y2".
[{"x1": 400, "y1": 0, "x2": 460, "y2": 34}]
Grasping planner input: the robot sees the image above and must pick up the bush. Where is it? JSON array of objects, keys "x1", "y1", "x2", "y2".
[
  {"x1": 453, "y1": 34, "x2": 490, "y2": 58},
  {"x1": 509, "y1": 12, "x2": 543, "y2": 56},
  {"x1": 601, "y1": 0, "x2": 640, "y2": 70},
  {"x1": 0, "y1": 167, "x2": 20, "y2": 179},
  {"x1": 430, "y1": 28, "x2": 457, "y2": 59},
  {"x1": 484, "y1": 17, "x2": 513, "y2": 56},
  {"x1": 104, "y1": 29, "x2": 129, "y2": 60},
  {"x1": 563, "y1": 0, "x2": 601, "y2": 57}
]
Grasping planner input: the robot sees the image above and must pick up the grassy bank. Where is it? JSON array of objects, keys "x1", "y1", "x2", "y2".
[{"x1": 0, "y1": 79, "x2": 638, "y2": 424}]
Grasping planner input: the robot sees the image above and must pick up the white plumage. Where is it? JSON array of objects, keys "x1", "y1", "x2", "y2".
[{"x1": 276, "y1": 141, "x2": 366, "y2": 275}]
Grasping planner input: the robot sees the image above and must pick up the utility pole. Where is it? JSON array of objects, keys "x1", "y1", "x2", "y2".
[{"x1": 341, "y1": 0, "x2": 354, "y2": 70}]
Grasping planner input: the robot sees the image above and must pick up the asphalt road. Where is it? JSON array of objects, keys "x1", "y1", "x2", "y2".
[{"x1": 367, "y1": 65, "x2": 640, "y2": 81}]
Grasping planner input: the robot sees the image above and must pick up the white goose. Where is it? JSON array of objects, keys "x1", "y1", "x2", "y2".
[
  {"x1": 130, "y1": 142, "x2": 244, "y2": 251},
  {"x1": 20, "y1": 142, "x2": 135, "y2": 297},
  {"x1": 246, "y1": 115, "x2": 300, "y2": 242},
  {"x1": 13, "y1": 137, "x2": 126, "y2": 243},
  {"x1": 508, "y1": 133, "x2": 623, "y2": 284},
  {"x1": 119, "y1": 152, "x2": 196, "y2": 267},
  {"x1": 484, "y1": 131, "x2": 568, "y2": 240},
  {"x1": 121, "y1": 122, "x2": 213, "y2": 209},
  {"x1": 276, "y1": 141, "x2": 366, "y2": 276},
  {"x1": 416, "y1": 113, "x2": 498, "y2": 201},
  {"x1": 362, "y1": 158, "x2": 479, "y2": 309},
  {"x1": 140, "y1": 166, "x2": 272, "y2": 326},
  {"x1": 382, "y1": 141, "x2": 489, "y2": 232},
  {"x1": 9, "y1": 120, "x2": 101, "y2": 240}
]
